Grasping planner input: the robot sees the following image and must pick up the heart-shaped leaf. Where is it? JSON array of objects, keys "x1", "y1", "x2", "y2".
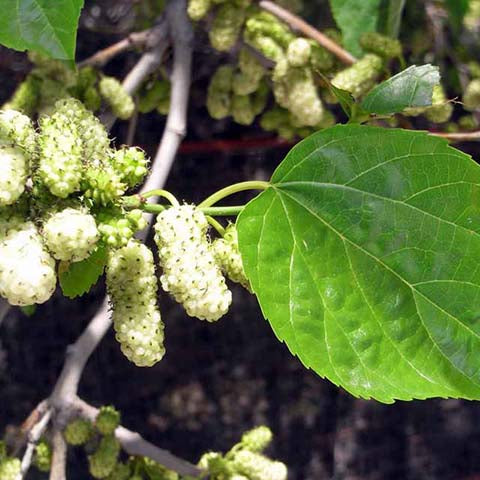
[{"x1": 237, "y1": 125, "x2": 480, "y2": 403}]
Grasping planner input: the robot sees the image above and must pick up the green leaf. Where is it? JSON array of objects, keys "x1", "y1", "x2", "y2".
[
  {"x1": 379, "y1": 0, "x2": 406, "y2": 38},
  {"x1": 237, "y1": 124, "x2": 480, "y2": 403},
  {"x1": 361, "y1": 65, "x2": 440, "y2": 115},
  {"x1": 59, "y1": 246, "x2": 107, "y2": 299},
  {"x1": 445, "y1": 0, "x2": 470, "y2": 30},
  {"x1": 0, "y1": 0, "x2": 84, "y2": 61},
  {"x1": 20, "y1": 305, "x2": 36, "y2": 317},
  {"x1": 329, "y1": 0, "x2": 382, "y2": 57}
]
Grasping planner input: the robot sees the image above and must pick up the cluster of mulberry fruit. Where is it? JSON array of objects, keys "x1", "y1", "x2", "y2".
[
  {"x1": 198, "y1": 425, "x2": 288, "y2": 480},
  {"x1": 186, "y1": 0, "x2": 454, "y2": 138}
]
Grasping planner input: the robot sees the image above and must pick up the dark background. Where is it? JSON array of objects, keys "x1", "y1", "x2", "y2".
[{"x1": 2, "y1": 1, "x2": 480, "y2": 479}]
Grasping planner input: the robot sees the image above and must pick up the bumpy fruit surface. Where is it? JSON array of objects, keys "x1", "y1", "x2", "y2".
[
  {"x1": 464, "y1": 78, "x2": 480, "y2": 111},
  {"x1": 106, "y1": 240, "x2": 165, "y2": 366},
  {"x1": 232, "y1": 451, "x2": 287, "y2": 480},
  {"x1": 209, "y1": 3, "x2": 245, "y2": 51},
  {"x1": 82, "y1": 165, "x2": 126, "y2": 206},
  {"x1": 188, "y1": 0, "x2": 211, "y2": 20},
  {"x1": 38, "y1": 103, "x2": 83, "y2": 197},
  {"x1": 106, "y1": 462, "x2": 131, "y2": 480},
  {"x1": 241, "y1": 426, "x2": 272, "y2": 452},
  {"x1": 232, "y1": 94, "x2": 256, "y2": 125},
  {"x1": 287, "y1": 38, "x2": 311, "y2": 66},
  {"x1": 64, "y1": 418, "x2": 94, "y2": 445},
  {"x1": 2, "y1": 74, "x2": 41, "y2": 116},
  {"x1": 43, "y1": 207, "x2": 99, "y2": 262},
  {"x1": 97, "y1": 208, "x2": 146, "y2": 248},
  {"x1": 207, "y1": 66, "x2": 234, "y2": 119},
  {"x1": 95, "y1": 406, "x2": 121, "y2": 435},
  {"x1": 245, "y1": 11, "x2": 295, "y2": 49},
  {"x1": 113, "y1": 147, "x2": 149, "y2": 188},
  {"x1": 0, "y1": 109, "x2": 37, "y2": 155},
  {"x1": 360, "y1": 32, "x2": 402, "y2": 59},
  {"x1": 0, "y1": 457, "x2": 21, "y2": 480},
  {"x1": 154, "y1": 205, "x2": 232, "y2": 322},
  {"x1": 88, "y1": 435, "x2": 120, "y2": 479},
  {"x1": 0, "y1": 222, "x2": 56, "y2": 306},
  {"x1": 143, "y1": 457, "x2": 179, "y2": 480},
  {"x1": 213, "y1": 224, "x2": 250, "y2": 290},
  {"x1": 332, "y1": 54, "x2": 383, "y2": 98},
  {"x1": 34, "y1": 440, "x2": 52, "y2": 472},
  {"x1": 0, "y1": 146, "x2": 28, "y2": 206},
  {"x1": 99, "y1": 76, "x2": 135, "y2": 120}
]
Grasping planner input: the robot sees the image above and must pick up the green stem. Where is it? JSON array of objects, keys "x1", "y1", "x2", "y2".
[
  {"x1": 141, "y1": 204, "x2": 244, "y2": 216},
  {"x1": 141, "y1": 189, "x2": 180, "y2": 206},
  {"x1": 198, "y1": 181, "x2": 270, "y2": 208},
  {"x1": 207, "y1": 216, "x2": 226, "y2": 236}
]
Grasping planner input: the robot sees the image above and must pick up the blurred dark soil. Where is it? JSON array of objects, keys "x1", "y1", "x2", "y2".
[{"x1": 2, "y1": 2, "x2": 480, "y2": 479}]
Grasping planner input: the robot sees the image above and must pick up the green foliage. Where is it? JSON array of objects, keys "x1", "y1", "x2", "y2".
[
  {"x1": 0, "y1": 0, "x2": 84, "y2": 61},
  {"x1": 329, "y1": 0, "x2": 382, "y2": 56},
  {"x1": 237, "y1": 125, "x2": 480, "y2": 403},
  {"x1": 445, "y1": 0, "x2": 471, "y2": 30},
  {"x1": 378, "y1": 0, "x2": 406, "y2": 38},
  {"x1": 361, "y1": 64, "x2": 440, "y2": 115},
  {"x1": 59, "y1": 246, "x2": 108, "y2": 299}
]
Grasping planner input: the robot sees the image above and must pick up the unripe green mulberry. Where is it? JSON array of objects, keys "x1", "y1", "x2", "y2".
[
  {"x1": 42, "y1": 207, "x2": 99, "y2": 262},
  {"x1": 232, "y1": 94, "x2": 256, "y2": 125},
  {"x1": 232, "y1": 451, "x2": 287, "y2": 480},
  {"x1": 424, "y1": 85, "x2": 453, "y2": 123},
  {"x1": 331, "y1": 54, "x2": 383, "y2": 98},
  {"x1": 207, "y1": 66, "x2": 234, "y2": 119},
  {"x1": 275, "y1": 67, "x2": 324, "y2": 126},
  {"x1": 0, "y1": 146, "x2": 28, "y2": 206},
  {"x1": 209, "y1": 3, "x2": 245, "y2": 52},
  {"x1": 244, "y1": 30, "x2": 285, "y2": 63},
  {"x1": 0, "y1": 457, "x2": 21, "y2": 480},
  {"x1": 84, "y1": 86, "x2": 102, "y2": 112},
  {"x1": 0, "y1": 109, "x2": 37, "y2": 155},
  {"x1": 34, "y1": 440, "x2": 52, "y2": 472},
  {"x1": 360, "y1": 32, "x2": 402, "y2": 59},
  {"x1": 245, "y1": 11, "x2": 295, "y2": 49},
  {"x1": 252, "y1": 80, "x2": 270, "y2": 115},
  {"x1": 88, "y1": 435, "x2": 121, "y2": 479},
  {"x1": 188, "y1": 0, "x2": 211, "y2": 20},
  {"x1": 99, "y1": 76, "x2": 135, "y2": 120},
  {"x1": 198, "y1": 451, "x2": 227, "y2": 473},
  {"x1": 309, "y1": 40, "x2": 335, "y2": 72},
  {"x1": 2, "y1": 74, "x2": 41, "y2": 116},
  {"x1": 95, "y1": 406, "x2": 121, "y2": 435},
  {"x1": 0, "y1": 222, "x2": 56, "y2": 306},
  {"x1": 113, "y1": 147, "x2": 149, "y2": 188},
  {"x1": 463, "y1": 79, "x2": 480, "y2": 111},
  {"x1": 143, "y1": 457, "x2": 179, "y2": 480},
  {"x1": 64, "y1": 418, "x2": 94, "y2": 445},
  {"x1": 38, "y1": 105, "x2": 83, "y2": 198},
  {"x1": 139, "y1": 79, "x2": 171, "y2": 114},
  {"x1": 106, "y1": 462, "x2": 131, "y2": 480},
  {"x1": 106, "y1": 240, "x2": 165, "y2": 366},
  {"x1": 154, "y1": 205, "x2": 232, "y2": 322},
  {"x1": 287, "y1": 38, "x2": 311, "y2": 67},
  {"x1": 97, "y1": 208, "x2": 146, "y2": 248},
  {"x1": 82, "y1": 165, "x2": 126, "y2": 206},
  {"x1": 213, "y1": 224, "x2": 250, "y2": 290},
  {"x1": 233, "y1": 48, "x2": 266, "y2": 95},
  {"x1": 241, "y1": 426, "x2": 272, "y2": 452}
]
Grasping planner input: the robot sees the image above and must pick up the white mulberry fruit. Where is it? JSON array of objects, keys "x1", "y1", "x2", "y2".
[
  {"x1": 154, "y1": 205, "x2": 232, "y2": 322},
  {"x1": 232, "y1": 451, "x2": 287, "y2": 480},
  {"x1": 0, "y1": 146, "x2": 28, "y2": 206},
  {"x1": 42, "y1": 207, "x2": 99, "y2": 262},
  {"x1": 99, "y1": 77, "x2": 135, "y2": 120},
  {"x1": 0, "y1": 222, "x2": 56, "y2": 306},
  {"x1": 106, "y1": 240, "x2": 165, "y2": 367}
]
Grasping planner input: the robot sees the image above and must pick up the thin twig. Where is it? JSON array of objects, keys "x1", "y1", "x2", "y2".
[
  {"x1": 429, "y1": 130, "x2": 480, "y2": 142},
  {"x1": 144, "y1": 0, "x2": 193, "y2": 196},
  {"x1": 102, "y1": 17, "x2": 169, "y2": 130},
  {"x1": 258, "y1": 0, "x2": 356, "y2": 65},
  {"x1": 49, "y1": 430, "x2": 67, "y2": 480},
  {"x1": 18, "y1": 408, "x2": 52, "y2": 480},
  {"x1": 126, "y1": 105, "x2": 139, "y2": 145},
  {"x1": 78, "y1": 29, "x2": 152, "y2": 68},
  {"x1": 73, "y1": 398, "x2": 203, "y2": 478}
]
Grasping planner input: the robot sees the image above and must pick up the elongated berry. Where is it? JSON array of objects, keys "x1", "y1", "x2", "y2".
[
  {"x1": 154, "y1": 205, "x2": 232, "y2": 322},
  {"x1": 241, "y1": 426, "x2": 272, "y2": 452},
  {"x1": 88, "y1": 435, "x2": 120, "y2": 479},
  {"x1": 99, "y1": 76, "x2": 135, "y2": 120},
  {"x1": 34, "y1": 440, "x2": 52, "y2": 472},
  {"x1": 232, "y1": 451, "x2": 287, "y2": 480},
  {"x1": 0, "y1": 222, "x2": 56, "y2": 306},
  {"x1": 43, "y1": 207, "x2": 99, "y2": 262},
  {"x1": 106, "y1": 240, "x2": 165, "y2": 366},
  {"x1": 113, "y1": 147, "x2": 149, "y2": 188},
  {"x1": 209, "y1": 3, "x2": 245, "y2": 52},
  {"x1": 64, "y1": 418, "x2": 94, "y2": 445},
  {"x1": 0, "y1": 146, "x2": 28, "y2": 206}
]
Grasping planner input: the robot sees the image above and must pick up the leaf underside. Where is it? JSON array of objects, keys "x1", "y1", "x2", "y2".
[
  {"x1": 237, "y1": 125, "x2": 480, "y2": 403},
  {"x1": 0, "y1": 0, "x2": 84, "y2": 60}
]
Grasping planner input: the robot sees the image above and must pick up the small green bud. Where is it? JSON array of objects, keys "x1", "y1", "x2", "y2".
[
  {"x1": 99, "y1": 76, "x2": 135, "y2": 120},
  {"x1": 34, "y1": 440, "x2": 52, "y2": 472},
  {"x1": 95, "y1": 406, "x2": 121, "y2": 435},
  {"x1": 188, "y1": 0, "x2": 211, "y2": 20},
  {"x1": 64, "y1": 418, "x2": 94, "y2": 445},
  {"x1": 463, "y1": 78, "x2": 480, "y2": 111},
  {"x1": 88, "y1": 435, "x2": 121, "y2": 479}
]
